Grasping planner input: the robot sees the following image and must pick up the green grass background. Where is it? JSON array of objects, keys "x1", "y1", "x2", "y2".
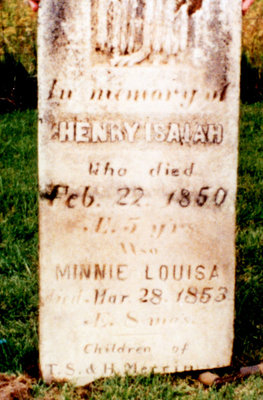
[
  {"x1": 0, "y1": 104, "x2": 262, "y2": 398},
  {"x1": 0, "y1": 111, "x2": 38, "y2": 373}
]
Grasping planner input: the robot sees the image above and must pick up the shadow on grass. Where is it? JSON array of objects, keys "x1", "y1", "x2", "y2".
[
  {"x1": 240, "y1": 54, "x2": 263, "y2": 104},
  {"x1": 0, "y1": 53, "x2": 37, "y2": 114}
]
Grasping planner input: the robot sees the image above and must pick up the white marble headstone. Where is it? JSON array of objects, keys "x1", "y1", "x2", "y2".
[{"x1": 38, "y1": 0, "x2": 242, "y2": 385}]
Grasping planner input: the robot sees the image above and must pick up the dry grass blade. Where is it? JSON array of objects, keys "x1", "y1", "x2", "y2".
[{"x1": 0, "y1": 373, "x2": 34, "y2": 400}]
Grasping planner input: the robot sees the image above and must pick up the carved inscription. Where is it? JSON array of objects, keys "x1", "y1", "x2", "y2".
[
  {"x1": 50, "y1": 120, "x2": 224, "y2": 144},
  {"x1": 41, "y1": 183, "x2": 228, "y2": 210},
  {"x1": 47, "y1": 81, "x2": 230, "y2": 105},
  {"x1": 44, "y1": 361, "x2": 202, "y2": 380},
  {"x1": 50, "y1": 262, "x2": 228, "y2": 308}
]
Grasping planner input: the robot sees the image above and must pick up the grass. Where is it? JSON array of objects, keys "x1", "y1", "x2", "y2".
[
  {"x1": 235, "y1": 103, "x2": 263, "y2": 366},
  {"x1": 0, "y1": 104, "x2": 262, "y2": 397},
  {"x1": 30, "y1": 374, "x2": 263, "y2": 399},
  {"x1": 0, "y1": 110, "x2": 38, "y2": 373}
]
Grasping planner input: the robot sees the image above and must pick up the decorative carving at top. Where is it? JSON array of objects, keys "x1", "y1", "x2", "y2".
[{"x1": 92, "y1": 0, "x2": 203, "y2": 66}]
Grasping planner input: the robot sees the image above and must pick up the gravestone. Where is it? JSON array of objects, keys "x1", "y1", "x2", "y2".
[{"x1": 38, "y1": 0, "x2": 242, "y2": 385}]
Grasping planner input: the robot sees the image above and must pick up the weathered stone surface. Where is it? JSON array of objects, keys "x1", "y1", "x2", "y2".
[{"x1": 38, "y1": 0, "x2": 242, "y2": 385}]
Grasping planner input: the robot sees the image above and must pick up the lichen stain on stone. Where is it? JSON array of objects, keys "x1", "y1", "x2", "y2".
[
  {"x1": 205, "y1": 4, "x2": 232, "y2": 100},
  {"x1": 42, "y1": 111, "x2": 57, "y2": 131},
  {"x1": 47, "y1": 0, "x2": 71, "y2": 54},
  {"x1": 136, "y1": 0, "x2": 145, "y2": 18},
  {"x1": 187, "y1": 0, "x2": 203, "y2": 16},
  {"x1": 134, "y1": 0, "x2": 145, "y2": 49},
  {"x1": 40, "y1": 184, "x2": 60, "y2": 203}
]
